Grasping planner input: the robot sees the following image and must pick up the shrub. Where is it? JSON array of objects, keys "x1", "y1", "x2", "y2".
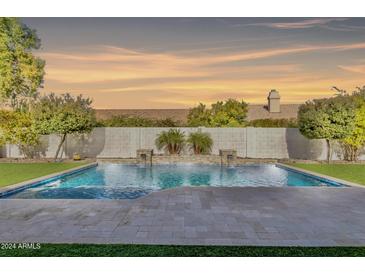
[
  {"x1": 338, "y1": 86, "x2": 365, "y2": 161},
  {"x1": 0, "y1": 110, "x2": 40, "y2": 158},
  {"x1": 187, "y1": 132, "x2": 213, "y2": 154},
  {"x1": 154, "y1": 118, "x2": 181, "y2": 127},
  {"x1": 187, "y1": 98, "x2": 248, "y2": 127},
  {"x1": 155, "y1": 129, "x2": 185, "y2": 155},
  {"x1": 248, "y1": 118, "x2": 298, "y2": 128},
  {"x1": 187, "y1": 103, "x2": 211, "y2": 127},
  {"x1": 97, "y1": 115, "x2": 182, "y2": 127},
  {"x1": 99, "y1": 115, "x2": 155, "y2": 127}
]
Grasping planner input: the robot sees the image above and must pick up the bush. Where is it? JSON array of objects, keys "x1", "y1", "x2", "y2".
[
  {"x1": 97, "y1": 115, "x2": 182, "y2": 127},
  {"x1": 338, "y1": 86, "x2": 365, "y2": 161},
  {"x1": 155, "y1": 129, "x2": 185, "y2": 155},
  {"x1": 187, "y1": 98, "x2": 248, "y2": 127},
  {"x1": 0, "y1": 110, "x2": 40, "y2": 158},
  {"x1": 187, "y1": 132, "x2": 213, "y2": 154},
  {"x1": 99, "y1": 115, "x2": 155, "y2": 127},
  {"x1": 248, "y1": 118, "x2": 298, "y2": 128},
  {"x1": 187, "y1": 103, "x2": 211, "y2": 127},
  {"x1": 154, "y1": 118, "x2": 181, "y2": 127}
]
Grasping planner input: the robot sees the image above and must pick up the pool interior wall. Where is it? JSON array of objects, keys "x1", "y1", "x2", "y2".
[{"x1": 2, "y1": 163, "x2": 344, "y2": 200}]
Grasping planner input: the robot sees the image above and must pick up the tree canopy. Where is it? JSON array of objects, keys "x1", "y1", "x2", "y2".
[
  {"x1": 187, "y1": 99, "x2": 248, "y2": 127},
  {"x1": 0, "y1": 18, "x2": 45, "y2": 110},
  {"x1": 32, "y1": 93, "x2": 95, "y2": 160},
  {"x1": 298, "y1": 95, "x2": 356, "y2": 162},
  {"x1": 0, "y1": 109, "x2": 39, "y2": 157},
  {"x1": 337, "y1": 86, "x2": 365, "y2": 161}
]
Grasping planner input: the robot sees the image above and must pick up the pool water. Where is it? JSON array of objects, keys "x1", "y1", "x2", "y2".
[{"x1": 4, "y1": 163, "x2": 343, "y2": 199}]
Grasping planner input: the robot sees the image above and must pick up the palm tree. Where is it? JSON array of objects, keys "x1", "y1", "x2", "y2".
[
  {"x1": 155, "y1": 129, "x2": 185, "y2": 155},
  {"x1": 187, "y1": 132, "x2": 213, "y2": 155}
]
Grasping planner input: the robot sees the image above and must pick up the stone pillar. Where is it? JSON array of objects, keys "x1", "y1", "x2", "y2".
[
  {"x1": 219, "y1": 149, "x2": 237, "y2": 166},
  {"x1": 137, "y1": 149, "x2": 153, "y2": 165}
]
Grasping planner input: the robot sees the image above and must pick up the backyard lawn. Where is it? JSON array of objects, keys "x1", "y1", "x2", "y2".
[
  {"x1": 290, "y1": 163, "x2": 365, "y2": 186},
  {"x1": 0, "y1": 162, "x2": 87, "y2": 187}
]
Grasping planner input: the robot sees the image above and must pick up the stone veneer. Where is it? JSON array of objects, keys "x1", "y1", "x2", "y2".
[{"x1": 98, "y1": 155, "x2": 277, "y2": 165}]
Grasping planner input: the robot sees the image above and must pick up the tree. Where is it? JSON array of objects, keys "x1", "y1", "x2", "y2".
[
  {"x1": 187, "y1": 103, "x2": 211, "y2": 127},
  {"x1": 336, "y1": 86, "x2": 365, "y2": 161},
  {"x1": 0, "y1": 109, "x2": 39, "y2": 158},
  {"x1": 187, "y1": 99, "x2": 248, "y2": 127},
  {"x1": 340, "y1": 105, "x2": 365, "y2": 161},
  {"x1": 187, "y1": 131, "x2": 213, "y2": 154},
  {"x1": 0, "y1": 18, "x2": 45, "y2": 110},
  {"x1": 155, "y1": 129, "x2": 185, "y2": 155},
  {"x1": 32, "y1": 93, "x2": 95, "y2": 161},
  {"x1": 298, "y1": 96, "x2": 356, "y2": 162}
]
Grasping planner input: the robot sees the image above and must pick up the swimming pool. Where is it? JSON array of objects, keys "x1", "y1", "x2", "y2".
[{"x1": 2, "y1": 163, "x2": 344, "y2": 199}]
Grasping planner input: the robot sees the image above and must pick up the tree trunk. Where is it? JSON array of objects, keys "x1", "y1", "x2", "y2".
[
  {"x1": 326, "y1": 139, "x2": 331, "y2": 163},
  {"x1": 54, "y1": 133, "x2": 67, "y2": 162}
]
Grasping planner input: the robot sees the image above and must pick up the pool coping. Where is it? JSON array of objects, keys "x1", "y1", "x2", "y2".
[
  {"x1": 276, "y1": 163, "x2": 364, "y2": 188},
  {"x1": 0, "y1": 162, "x2": 98, "y2": 197}
]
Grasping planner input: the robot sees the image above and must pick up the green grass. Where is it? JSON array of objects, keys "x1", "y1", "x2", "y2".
[
  {"x1": 0, "y1": 162, "x2": 87, "y2": 187},
  {"x1": 0, "y1": 244, "x2": 365, "y2": 257},
  {"x1": 289, "y1": 163, "x2": 365, "y2": 186}
]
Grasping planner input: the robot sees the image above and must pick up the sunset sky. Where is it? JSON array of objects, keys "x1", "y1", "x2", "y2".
[{"x1": 23, "y1": 17, "x2": 365, "y2": 109}]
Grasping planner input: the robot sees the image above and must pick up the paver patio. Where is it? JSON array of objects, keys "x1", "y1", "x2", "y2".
[{"x1": 1, "y1": 187, "x2": 365, "y2": 246}]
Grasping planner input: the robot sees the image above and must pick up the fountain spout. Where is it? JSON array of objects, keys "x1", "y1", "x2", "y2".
[{"x1": 137, "y1": 149, "x2": 153, "y2": 166}]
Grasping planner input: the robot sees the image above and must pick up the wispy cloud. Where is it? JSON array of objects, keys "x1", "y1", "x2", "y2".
[
  {"x1": 338, "y1": 65, "x2": 365, "y2": 74},
  {"x1": 41, "y1": 41, "x2": 365, "y2": 69},
  {"x1": 39, "y1": 41, "x2": 365, "y2": 108},
  {"x1": 233, "y1": 18, "x2": 348, "y2": 30}
]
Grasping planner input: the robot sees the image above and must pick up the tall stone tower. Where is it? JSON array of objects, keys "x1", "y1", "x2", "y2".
[{"x1": 267, "y1": 89, "x2": 281, "y2": 113}]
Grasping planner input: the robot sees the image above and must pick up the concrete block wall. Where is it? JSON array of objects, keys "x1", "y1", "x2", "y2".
[
  {"x1": 204, "y1": 128, "x2": 247, "y2": 157},
  {"x1": 246, "y1": 128, "x2": 288, "y2": 158},
  {"x1": 2, "y1": 127, "x2": 365, "y2": 160}
]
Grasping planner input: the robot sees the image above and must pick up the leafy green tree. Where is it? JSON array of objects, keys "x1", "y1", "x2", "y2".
[
  {"x1": 0, "y1": 18, "x2": 45, "y2": 110},
  {"x1": 187, "y1": 103, "x2": 211, "y2": 127},
  {"x1": 187, "y1": 131, "x2": 213, "y2": 154},
  {"x1": 0, "y1": 109, "x2": 39, "y2": 158},
  {"x1": 187, "y1": 99, "x2": 248, "y2": 127},
  {"x1": 155, "y1": 129, "x2": 185, "y2": 155},
  {"x1": 298, "y1": 95, "x2": 356, "y2": 162},
  {"x1": 210, "y1": 99, "x2": 248, "y2": 127},
  {"x1": 341, "y1": 105, "x2": 365, "y2": 161},
  {"x1": 32, "y1": 93, "x2": 95, "y2": 161},
  {"x1": 335, "y1": 86, "x2": 365, "y2": 161}
]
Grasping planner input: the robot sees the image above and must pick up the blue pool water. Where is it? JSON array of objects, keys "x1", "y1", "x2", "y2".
[{"x1": 3, "y1": 163, "x2": 343, "y2": 199}]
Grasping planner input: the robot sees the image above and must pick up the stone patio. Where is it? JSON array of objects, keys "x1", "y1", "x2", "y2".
[{"x1": 1, "y1": 186, "x2": 365, "y2": 246}]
